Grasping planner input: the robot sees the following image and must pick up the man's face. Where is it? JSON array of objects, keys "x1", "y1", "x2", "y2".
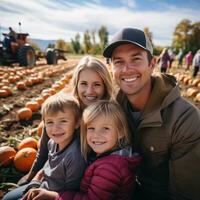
[{"x1": 111, "y1": 43, "x2": 154, "y2": 97}]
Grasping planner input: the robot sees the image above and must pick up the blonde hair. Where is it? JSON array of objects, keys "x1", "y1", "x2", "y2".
[
  {"x1": 41, "y1": 92, "x2": 81, "y2": 122},
  {"x1": 72, "y1": 56, "x2": 113, "y2": 104},
  {"x1": 81, "y1": 100, "x2": 130, "y2": 160}
]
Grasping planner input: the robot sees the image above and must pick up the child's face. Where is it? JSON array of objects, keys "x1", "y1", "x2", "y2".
[
  {"x1": 45, "y1": 108, "x2": 79, "y2": 150},
  {"x1": 77, "y1": 68, "x2": 105, "y2": 108},
  {"x1": 86, "y1": 115, "x2": 119, "y2": 155}
]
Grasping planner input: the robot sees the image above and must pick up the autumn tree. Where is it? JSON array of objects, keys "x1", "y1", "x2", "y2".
[
  {"x1": 98, "y1": 25, "x2": 108, "y2": 51},
  {"x1": 144, "y1": 27, "x2": 153, "y2": 46},
  {"x1": 55, "y1": 39, "x2": 68, "y2": 51},
  {"x1": 172, "y1": 19, "x2": 200, "y2": 54},
  {"x1": 83, "y1": 30, "x2": 92, "y2": 54},
  {"x1": 71, "y1": 33, "x2": 81, "y2": 54}
]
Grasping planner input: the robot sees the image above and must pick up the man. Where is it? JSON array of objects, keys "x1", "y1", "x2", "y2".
[{"x1": 103, "y1": 27, "x2": 200, "y2": 200}]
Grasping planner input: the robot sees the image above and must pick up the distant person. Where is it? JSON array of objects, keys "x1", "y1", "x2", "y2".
[
  {"x1": 8, "y1": 27, "x2": 17, "y2": 42},
  {"x1": 157, "y1": 48, "x2": 171, "y2": 73},
  {"x1": 168, "y1": 49, "x2": 175, "y2": 69},
  {"x1": 22, "y1": 100, "x2": 141, "y2": 200},
  {"x1": 192, "y1": 49, "x2": 200, "y2": 77},
  {"x1": 185, "y1": 51, "x2": 193, "y2": 70},
  {"x1": 3, "y1": 93, "x2": 86, "y2": 200},
  {"x1": 177, "y1": 49, "x2": 184, "y2": 68}
]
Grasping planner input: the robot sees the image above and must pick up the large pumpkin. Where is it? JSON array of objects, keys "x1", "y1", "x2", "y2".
[
  {"x1": 0, "y1": 146, "x2": 16, "y2": 167},
  {"x1": 17, "y1": 107, "x2": 32, "y2": 120},
  {"x1": 17, "y1": 137, "x2": 38, "y2": 150},
  {"x1": 14, "y1": 147, "x2": 37, "y2": 172}
]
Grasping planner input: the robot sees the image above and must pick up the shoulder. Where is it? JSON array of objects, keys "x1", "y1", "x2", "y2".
[{"x1": 63, "y1": 138, "x2": 86, "y2": 166}]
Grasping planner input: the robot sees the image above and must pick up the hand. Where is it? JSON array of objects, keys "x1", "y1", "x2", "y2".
[
  {"x1": 18, "y1": 171, "x2": 37, "y2": 186},
  {"x1": 22, "y1": 188, "x2": 58, "y2": 200},
  {"x1": 17, "y1": 174, "x2": 29, "y2": 186}
]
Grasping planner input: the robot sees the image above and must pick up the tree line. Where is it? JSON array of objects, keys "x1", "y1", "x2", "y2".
[{"x1": 32, "y1": 19, "x2": 200, "y2": 56}]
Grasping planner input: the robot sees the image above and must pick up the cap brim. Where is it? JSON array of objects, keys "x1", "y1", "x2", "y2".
[{"x1": 103, "y1": 40, "x2": 149, "y2": 58}]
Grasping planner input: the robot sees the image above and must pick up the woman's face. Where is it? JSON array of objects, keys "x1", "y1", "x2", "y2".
[{"x1": 77, "y1": 68, "x2": 105, "y2": 107}]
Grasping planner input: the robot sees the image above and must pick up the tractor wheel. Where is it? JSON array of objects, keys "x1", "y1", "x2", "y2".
[
  {"x1": 46, "y1": 49, "x2": 57, "y2": 65},
  {"x1": 18, "y1": 45, "x2": 36, "y2": 67}
]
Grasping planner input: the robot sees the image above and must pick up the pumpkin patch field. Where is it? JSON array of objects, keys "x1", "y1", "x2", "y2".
[
  {"x1": 0, "y1": 58, "x2": 199, "y2": 198},
  {"x1": 0, "y1": 58, "x2": 78, "y2": 197}
]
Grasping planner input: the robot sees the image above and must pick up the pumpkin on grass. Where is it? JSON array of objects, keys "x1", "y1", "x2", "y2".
[
  {"x1": 25, "y1": 101, "x2": 40, "y2": 112},
  {"x1": 14, "y1": 147, "x2": 37, "y2": 172},
  {"x1": 17, "y1": 137, "x2": 38, "y2": 150},
  {"x1": 17, "y1": 107, "x2": 32, "y2": 121},
  {"x1": 0, "y1": 146, "x2": 16, "y2": 167}
]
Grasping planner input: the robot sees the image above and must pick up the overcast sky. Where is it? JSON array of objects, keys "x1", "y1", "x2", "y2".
[{"x1": 0, "y1": 0, "x2": 199, "y2": 46}]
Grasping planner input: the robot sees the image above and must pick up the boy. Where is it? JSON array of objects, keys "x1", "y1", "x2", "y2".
[{"x1": 3, "y1": 92, "x2": 86, "y2": 200}]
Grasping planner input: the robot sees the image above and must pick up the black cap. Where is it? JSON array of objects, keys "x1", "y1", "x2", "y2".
[{"x1": 103, "y1": 28, "x2": 153, "y2": 58}]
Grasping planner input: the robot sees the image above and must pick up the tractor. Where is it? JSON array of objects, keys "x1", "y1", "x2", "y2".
[
  {"x1": 45, "y1": 48, "x2": 67, "y2": 65},
  {"x1": 0, "y1": 31, "x2": 36, "y2": 67}
]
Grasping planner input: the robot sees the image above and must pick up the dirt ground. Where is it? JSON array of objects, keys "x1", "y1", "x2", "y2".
[{"x1": 0, "y1": 58, "x2": 199, "y2": 197}]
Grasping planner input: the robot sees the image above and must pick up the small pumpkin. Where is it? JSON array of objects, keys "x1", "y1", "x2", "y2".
[
  {"x1": 35, "y1": 97, "x2": 44, "y2": 106},
  {"x1": 25, "y1": 101, "x2": 40, "y2": 112},
  {"x1": 14, "y1": 147, "x2": 37, "y2": 172},
  {"x1": 18, "y1": 137, "x2": 38, "y2": 150},
  {"x1": 0, "y1": 146, "x2": 16, "y2": 167},
  {"x1": 0, "y1": 89, "x2": 8, "y2": 98},
  {"x1": 17, "y1": 107, "x2": 32, "y2": 120},
  {"x1": 16, "y1": 82, "x2": 26, "y2": 90}
]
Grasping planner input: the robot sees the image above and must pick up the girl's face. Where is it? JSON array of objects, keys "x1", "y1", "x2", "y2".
[
  {"x1": 77, "y1": 68, "x2": 105, "y2": 108},
  {"x1": 45, "y1": 109, "x2": 79, "y2": 151},
  {"x1": 86, "y1": 115, "x2": 119, "y2": 155}
]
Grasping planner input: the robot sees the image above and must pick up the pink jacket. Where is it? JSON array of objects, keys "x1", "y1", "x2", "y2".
[{"x1": 56, "y1": 148, "x2": 141, "y2": 200}]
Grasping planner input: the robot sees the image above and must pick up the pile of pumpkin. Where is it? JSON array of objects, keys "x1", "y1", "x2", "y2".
[
  {"x1": 0, "y1": 136, "x2": 41, "y2": 173},
  {"x1": 172, "y1": 73, "x2": 200, "y2": 102}
]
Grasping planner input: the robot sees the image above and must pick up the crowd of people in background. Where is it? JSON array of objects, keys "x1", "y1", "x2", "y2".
[{"x1": 157, "y1": 47, "x2": 200, "y2": 77}]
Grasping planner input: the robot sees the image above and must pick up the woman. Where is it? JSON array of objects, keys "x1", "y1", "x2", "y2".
[{"x1": 18, "y1": 55, "x2": 114, "y2": 185}]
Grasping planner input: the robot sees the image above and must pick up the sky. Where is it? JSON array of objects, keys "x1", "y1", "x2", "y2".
[{"x1": 0, "y1": 0, "x2": 200, "y2": 46}]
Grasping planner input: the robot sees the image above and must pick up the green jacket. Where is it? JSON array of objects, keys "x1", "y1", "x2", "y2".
[{"x1": 117, "y1": 74, "x2": 200, "y2": 200}]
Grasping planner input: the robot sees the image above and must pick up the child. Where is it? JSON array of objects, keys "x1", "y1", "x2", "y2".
[
  {"x1": 25, "y1": 100, "x2": 141, "y2": 200},
  {"x1": 3, "y1": 93, "x2": 86, "y2": 200}
]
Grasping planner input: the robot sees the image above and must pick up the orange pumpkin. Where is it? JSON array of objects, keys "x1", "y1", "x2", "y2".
[
  {"x1": 35, "y1": 97, "x2": 44, "y2": 106},
  {"x1": 192, "y1": 79, "x2": 200, "y2": 87},
  {"x1": 25, "y1": 101, "x2": 40, "y2": 112},
  {"x1": 195, "y1": 93, "x2": 200, "y2": 102},
  {"x1": 186, "y1": 88, "x2": 199, "y2": 98},
  {"x1": 0, "y1": 89, "x2": 8, "y2": 98},
  {"x1": 18, "y1": 137, "x2": 38, "y2": 150},
  {"x1": 37, "y1": 121, "x2": 44, "y2": 137},
  {"x1": 0, "y1": 146, "x2": 16, "y2": 167},
  {"x1": 17, "y1": 107, "x2": 32, "y2": 120},
  {"x1": 14, "y1": 147, "x2": 37, "y2": 172},
  {"x1": 1, "y1": 86, "x2": 12, "y2": 96},
  {"x1": 41, "y1": 92, "x2": 51, "y2": 100},
  {"x1": 24, "y1": 79, "x2": 33, "y2": 87},
  {"x1": 16, "y1": 82, "x2": 26, "y2": 90}
]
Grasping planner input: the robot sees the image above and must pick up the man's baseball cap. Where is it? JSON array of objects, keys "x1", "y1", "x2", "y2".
[{"x1": 103, "y1": 27, "x2": 153, "y2": 58}]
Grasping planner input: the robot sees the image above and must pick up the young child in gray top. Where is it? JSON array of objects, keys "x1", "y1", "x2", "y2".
[{"x1": 3, "y1": 93, "x2": 86, "y2": 200}]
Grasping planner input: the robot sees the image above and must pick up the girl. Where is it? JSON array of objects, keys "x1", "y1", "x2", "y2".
[
  {"x1": 25, "y1": 100, "x2": 141, "y2": 200},
  {"x1": 18, "y1": 56, "x2": 114, "y2": 185}
]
